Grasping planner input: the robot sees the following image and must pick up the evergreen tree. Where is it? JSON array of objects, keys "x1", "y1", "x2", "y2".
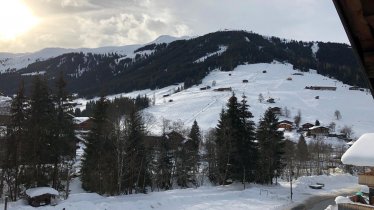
[
  {"x1": 51, "y1": 72, "x2": 75, "y2": 189},
  {"x1": 215, "y1": 108, "x2": 233, "y2": 184},
  {"x1": 81, "y1": 96, "x2": 117, "y2": 194},
  {"x1": 256, "y1": 108, "x2": 285, "y2": 184},
  {"x1": 155, "y1": 133, "x2": 173, "y2": 190},
  {"x1": 123, "y1": 107, "x2": 148, "y2": 194},
  {"x1": 26, "y1": 76, "x2": 57, "y2": 187},
  {"x1": 5, "y1": 81, "x2": 28, "y2": 200},
  {"x1": 214, "y1": 93, "x2": 257, "y2": 185},
  {"x1": 176, "y1": 120, "x2": 201, "y2": 187},
  {"x1": 296, "y1": 135, "x2": 309, "y2": 177},
  {"x1": 238, "y1": 94, "x2": 257, "y2": 185}
]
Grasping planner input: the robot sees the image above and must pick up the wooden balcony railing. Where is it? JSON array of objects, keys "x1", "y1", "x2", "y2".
[
  {"x1": 359, "y1": 173, "x2": 374, "y2": 187},
  {"x1": 338, "y1": 203, "x2": 374, "y2": 210}
]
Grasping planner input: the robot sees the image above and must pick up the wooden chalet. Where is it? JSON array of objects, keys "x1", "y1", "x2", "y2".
[
  {"x1": 277, "y1": 122, "x2": 293, "y2": 131},
  {"x1": 213, "y1": 87, "x2": 232, "y2": 92},
  {"x1": 144, "y1": 131, "x2": 188, "y2": 151},
  {"x1": 25, "y1": 187, "x2": 58, "y2": 207},
  {"x1": 309, "y1": 126, "x2": 330, "y2": 136},
  {"x1": 267, "y1": 98, "x2": 275, "y2": 103},
  {"x1": 279, "y1": 120, "x2": 293, "y2": 125},
  {"x1": 305, "y1": 86, "x2": 337, "y2": 91},
  {"x1": 269, "y1": 107, "x2": 281, "y2": 115},
  {"x1": 302, "y1": 123, "x2": 314, "y2": 131},
  {"x1": 73, "y1": 117, "x2": 93, "y2": 131}
]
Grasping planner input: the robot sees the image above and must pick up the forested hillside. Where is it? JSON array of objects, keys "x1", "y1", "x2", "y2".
[{"x1": 0, "y1": 31, "x2": 364, "y2": 97}]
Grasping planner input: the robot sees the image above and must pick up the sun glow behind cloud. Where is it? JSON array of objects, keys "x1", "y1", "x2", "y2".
[{"x1": 0, "y1": 0, "x2": 39, "y2": 40}]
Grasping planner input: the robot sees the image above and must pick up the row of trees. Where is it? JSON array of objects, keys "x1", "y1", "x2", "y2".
[
  {"x1": 0, "y1": 74, "x2": 75, "y2": 201},
  {"x1": 80, "y1": 96, "x2": 202, "y2": 195},
  {"x1": 205, "y1": 93, "x2": 285, "y2": 186}
]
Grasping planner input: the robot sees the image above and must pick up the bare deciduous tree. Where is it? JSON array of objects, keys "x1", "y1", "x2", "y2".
[{"x1": 334, "y1": 110, "x2": 342, "y2": 120}]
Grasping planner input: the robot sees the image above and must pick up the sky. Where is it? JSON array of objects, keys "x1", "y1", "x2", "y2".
[{"x1": 0, "y1": 0, "x2": 349, "y2": 53}]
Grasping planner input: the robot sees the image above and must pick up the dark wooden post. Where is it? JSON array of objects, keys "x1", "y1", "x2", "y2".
[{"x1": 4, "y1": 196, "x2": 8, "y2": 210}]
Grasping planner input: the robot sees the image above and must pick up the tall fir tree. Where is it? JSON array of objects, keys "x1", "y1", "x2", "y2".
[
  {"x1": 26, "y1": 76, "x2": 57, "y2": 187},
  {"x1": 237, "y1": 94, "x2": 257, "y2": 185},
  {"x1": 155, "y1": 133, "x2": 173, "y2": 190},
  {"x1": 51, "y1": 72, "x2": 75, "y2": 189},
  {"x1": 256, "y1": 108, "x2": 285, "y2": 184},
  {"x1": 5, "y1": 81, "x2": 28, "y2": 200},
  {"x1": 123, "y1": 107, "x2": 148, "y2": 194},
  {"x1": 215, "y1": 108, "x2": 233, "y2": 184},
  {"x1": 81, "y1": 96, "x2": 117, "y2": 194}
]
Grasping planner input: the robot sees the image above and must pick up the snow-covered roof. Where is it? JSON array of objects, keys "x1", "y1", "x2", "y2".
[
  {"x1": 25, "y1": 187, "x2": 59, "y2": 198},
  {"x1": 309, "y1": 126, "x2": 328, "y2": 130},
  {"x1": 73, "y1": 117, "x2": 90, "y2": 124},
  {"x1": 341, "y1": 133, "x2": 374, "y2": 167}
]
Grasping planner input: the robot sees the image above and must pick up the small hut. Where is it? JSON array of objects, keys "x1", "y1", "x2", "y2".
[{"x1": 25, "y1": 187, "x2": 59, "y2": 207}]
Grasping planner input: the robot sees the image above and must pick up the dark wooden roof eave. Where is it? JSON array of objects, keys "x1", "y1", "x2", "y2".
[{"x1": 332, "y1": 0, "x2": 374, "y2": 98}]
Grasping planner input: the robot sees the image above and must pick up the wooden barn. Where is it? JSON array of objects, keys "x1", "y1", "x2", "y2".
[
  {"x1": 305, "y1": 86, "x2": 337, "y2": 91},
  {"x1": 309, "y1": 126, "x2": 330, "y2": 136},
  {"x1": 213, "y1": 87, "x2": 232, "y2": 92},
  {"x1": 73, "y1": 117, "x2": 93, "y2": 131},
  {"x1": 25, "y1": 187, "x2": 59, "y2": 207},
  {"x1": 301, "y1": 123, "x2": 314, "y2": 131},
  {"x1": 269, "y1": 107, "x2": 282, "y2": 115},
  {"x1": 277, "y1": 122, "x2": 293, "y2": 131}
]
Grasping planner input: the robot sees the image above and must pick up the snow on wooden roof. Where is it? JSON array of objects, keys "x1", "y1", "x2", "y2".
[
  {"x1": 73, "y1": 117, "x2": 90, "y2": 124},
  {"x1": 341, "y1": 133, "x2": 374, "y2": 167},
  {"x1": 309, "y1": 126, "x2": 328, "y2": 130},
  {"x1": 25, "y1": 187, "x2": 59, "y2": 198}
]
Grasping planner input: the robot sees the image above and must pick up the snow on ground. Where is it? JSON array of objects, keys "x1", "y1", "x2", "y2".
[
  {"x1": 21, "y1": 71, "x2": 46, "y2": 76},
  {"x1": 1, "y1": 174, "x2": 362, "y2": 210},
  {"x1": 194, "y1": 45, "x2": 228, "y2": 63},
  {"x1": 73, "y1": 62, "x2": 374, "y2": 138},
  {"x1": 311, "y1": 42, "x2": 319, "y2": 58},
  {"x1": 144, "y1": 62, "x2": 374, "y2": 136}
]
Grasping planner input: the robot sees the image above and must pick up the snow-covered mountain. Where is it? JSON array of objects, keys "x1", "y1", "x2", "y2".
[
  {"x1": 0, "y1": 31, "x2": 362, "y2": 98},
  {"x1": 0, "y1": 35, "x2": 185, "y2": 73},
  {"x1": 75, "y1": 62, "x2": 374, "y2": 138}
]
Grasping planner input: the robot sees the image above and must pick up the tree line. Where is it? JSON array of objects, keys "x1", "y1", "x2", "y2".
[
  {"x1": 0, "y1": 78, "x2": 347, "y2": 199},
  {"x1": 0, "y1": 73, "x2": 75, "y2": 201}
]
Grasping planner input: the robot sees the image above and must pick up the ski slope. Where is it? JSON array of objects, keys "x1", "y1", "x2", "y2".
[
  {"x1": 73, "y1": 62, "x2": 374, "y2": 139},
  {"x1": 141, "y1": 62, "x2": 374, "y2": 137}
]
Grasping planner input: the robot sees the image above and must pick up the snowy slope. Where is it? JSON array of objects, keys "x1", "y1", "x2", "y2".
[
  {"x1": 81, "y1": 62, "x2": 374, "y2": 138},
  {"x1": 0, "y1": 35, "x2": 186, "y2": 73}
]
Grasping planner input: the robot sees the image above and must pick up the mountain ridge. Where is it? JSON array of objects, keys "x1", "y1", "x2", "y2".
[{"x1": 0, "y1": 30, "x2": 365, "y2": 97}]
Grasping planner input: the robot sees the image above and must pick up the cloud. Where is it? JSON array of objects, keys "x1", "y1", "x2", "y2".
[{"x1": 2, "y1": 0, "x2": 348, "y2": 52}]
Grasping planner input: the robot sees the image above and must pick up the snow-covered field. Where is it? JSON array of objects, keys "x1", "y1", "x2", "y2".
[
  {"x1": 1, "y1": 174, "x2": 362, "y2": 210},
  {"x1": 75, "y1": 62, "x2": 374, "y2": 139}
]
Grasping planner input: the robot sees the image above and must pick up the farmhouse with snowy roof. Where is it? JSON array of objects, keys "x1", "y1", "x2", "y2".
[
  {"x1": 277, "y1": 122, "x2": 293, "y2": 131},
  {"x1": 73, "y1": 117, "x2": 93, "y2": 131},
  {"x1": 309, "y1": 126, "x2": 329, "y2": 136},
  {"x1": 269, "y1": 107, "x2": 281, "y2": 115},
  {"x1": 301, "y1": 123, "x2": 314, "y2": 131}
]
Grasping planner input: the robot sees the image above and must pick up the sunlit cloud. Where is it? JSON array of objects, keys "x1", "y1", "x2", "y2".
[{"x1": 0, "y1": 0, "x2": 39, "y2": 40}]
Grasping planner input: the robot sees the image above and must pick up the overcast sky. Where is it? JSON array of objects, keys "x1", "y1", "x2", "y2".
[{"x1": 1, "y1": 0, "x2": 349, "y2": 53}]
